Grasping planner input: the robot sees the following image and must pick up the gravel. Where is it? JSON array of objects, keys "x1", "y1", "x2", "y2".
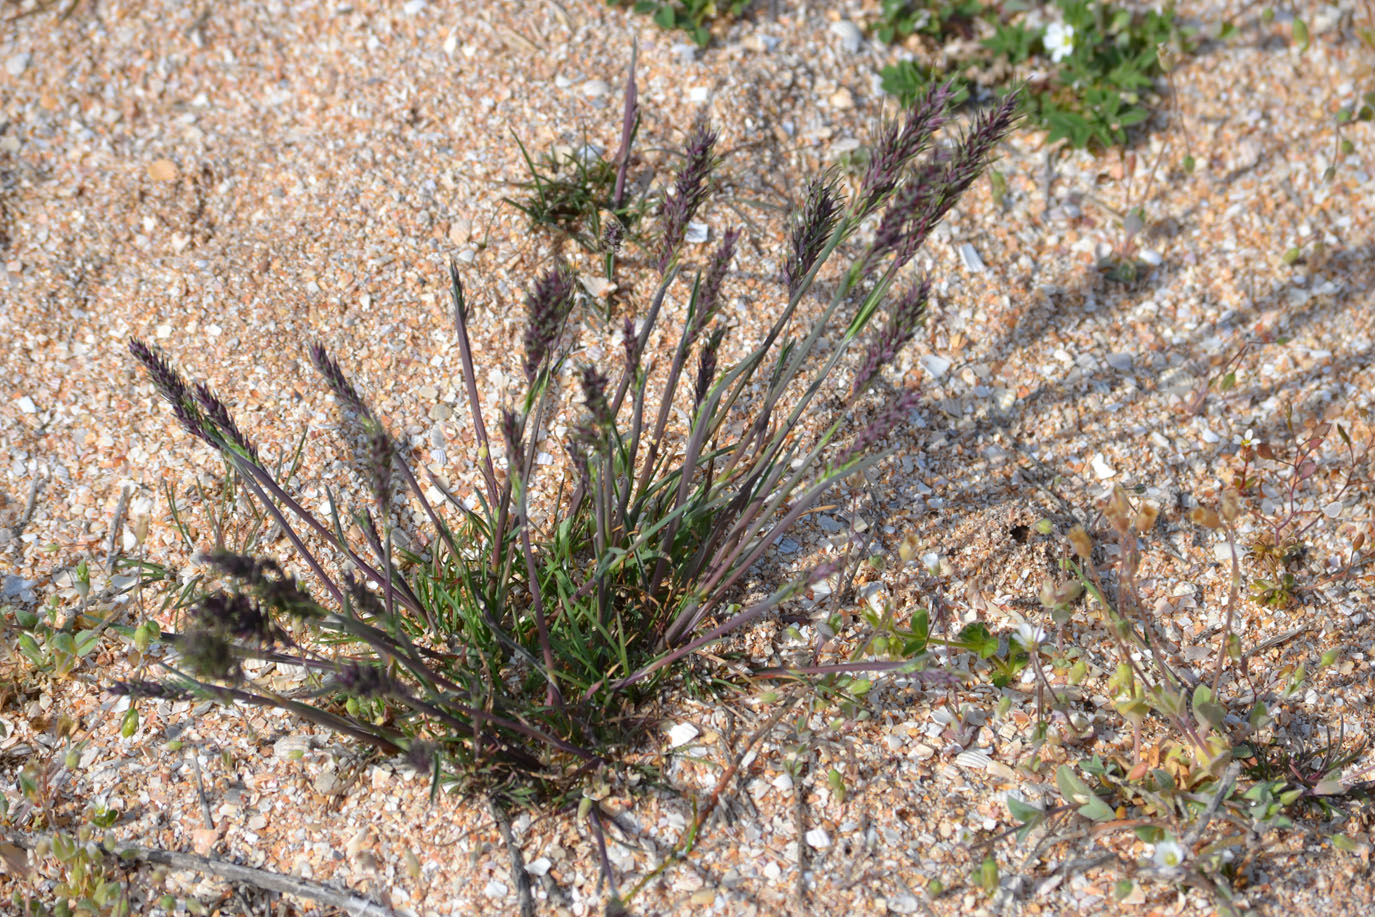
[{"x1": 1, "y1": 1, "x2": 1372, "y2": 915}]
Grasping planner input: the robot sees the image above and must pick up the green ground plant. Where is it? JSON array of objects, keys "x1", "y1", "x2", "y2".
[
  {"x1": 608, "y1": 0, "x2": 752, "y2": 46},
  {"x1": 936, "y1": 411, "x2": 1375, "y2": 912},
  {"x1": 878, "y1": 0, "x2": 1196, "y2": 152},
  {"x1": 119, "y1": 84, "x2": 1020, "y2": 810},
  {"x1": 6, "y1": 818, "x2": 136, "y2": 917},
  {"x1": 506, "y1": 50, "x2": 651, "y2": 319}
]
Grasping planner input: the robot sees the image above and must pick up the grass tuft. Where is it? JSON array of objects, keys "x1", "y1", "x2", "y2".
[{"x1": 120, "y1": 86, "x2": 1019, "y2": 802}]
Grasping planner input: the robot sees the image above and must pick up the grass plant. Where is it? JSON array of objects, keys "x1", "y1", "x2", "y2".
[{"x1": 120, "y1": 84, "x2": 1021, "y2": 802}]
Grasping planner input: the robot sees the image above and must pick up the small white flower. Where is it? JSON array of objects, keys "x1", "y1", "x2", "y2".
[
  {"x1": 1043, "y1": 22, "x2": 1076, "y2": 63},
  {"x1": 1014, "y1": 621, "x2": 1047, "y2": 650},
  {"x1": 1152, "y1": 837, "x2": 1186, "y2": 868},
  {"x1": 1234, "y1": 428, "x2": 1256, "y2": 448}
]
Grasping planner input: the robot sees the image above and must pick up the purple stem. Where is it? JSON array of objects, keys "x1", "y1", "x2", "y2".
[
  {"x1": 612, "y1": 41, "x2": 638, "y2": 210},
  {"x1": 449, "y1": 261, "x2": 500, "y2": 511}
]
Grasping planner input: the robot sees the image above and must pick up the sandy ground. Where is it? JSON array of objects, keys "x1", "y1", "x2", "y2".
[{"x1": 2, "y1": 0, "x2": 1374, "y2": 914}]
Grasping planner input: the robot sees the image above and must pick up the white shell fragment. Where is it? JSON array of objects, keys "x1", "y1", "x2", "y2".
[{"x1": 667, "y1": 722, "x2": 700, "y2": 748}]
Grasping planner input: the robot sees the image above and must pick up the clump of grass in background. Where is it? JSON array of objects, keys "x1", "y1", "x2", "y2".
[
  {"x1": 878, "y1": 0, "x2": 1196, "y2": 152},
  {"x1": 507, "y1": 50, "x2": 649, "y2": 317},
  {"x1": 505, "y1": 138, "x2": 630, "y2": 252},
  {"x1": 609, "y1": 0, "x2": 752, "y2": 47},
  {"x1": 120, "y1": 84, "x2": 1020, "y2": 801},
  {"x1": 873, "y1": 0, "x2": 983, "y2": 46},
  {"x1": 506, "y1": 48, "x2": 646, "y2": 255}
]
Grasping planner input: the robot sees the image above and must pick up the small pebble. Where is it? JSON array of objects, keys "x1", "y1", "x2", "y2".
[
  {"x1": 582, "y1": 79, "x2": 610, "y2": 97},
  {"x1": 667, "y1": 722, "x2": 699, "y2": 747},
  {"x1": 685, "y1": 221, "x2": 709, "y2": 244},
  {"x1": 920, "y1": 354, "x2": 952, "y2": 379},
  {"x1": 15, "y1": 395, "x2": 37, "y2": 414},
  {"x1": 313, "y1": 768, "x2": 341, "y2": 795},
  {"x1": 580, "y1": 274, "x2": 615, "y2": 298},
  {"x1": 958, "y1": 242, "x2": 987, "y2": 273},
  {"x1": 831, "y1": 137, "x2": 862, "y2": 157},
  {"x1": 805, "y1": 828, "x2": 831, "y2": 849},
  {"x1": 148, "y1": 159, "x2": 178, "y2": 182},
  {"x1": 5, "y1": 53, "x2": 30, "y2": 77},
  {"x1": 887, "y1": 892, "x2": 921, "y2": 915},
  {"x1": 192, "y1": 827, "x2": 220, "y2": 856},
  {"x1": 829, "y1": 20, "x2": 864, "y2": 54},
  {"x1": 2, "y1": 575, "x2": 37, "y2": 603},
  {"x1": 273, "y1": 736, "x2": 313, "y2": 759}
]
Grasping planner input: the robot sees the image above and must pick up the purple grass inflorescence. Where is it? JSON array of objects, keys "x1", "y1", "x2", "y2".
[
  {"x1": 658, "y1": 119, "x2": 718, "y2": 271},
  {"x1": 522, "y1": 265, "x2": 576, "y2": 381},
  {"x1": 852, "y1": 277, "x2": 932, "y2": 397},
  {"x1": 781, "y1": 177, "x2": 842, "y2": 299}
]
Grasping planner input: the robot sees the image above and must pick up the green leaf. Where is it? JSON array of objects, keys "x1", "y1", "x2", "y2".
[
  {"x1": 1292, "y1": 19, "x2": 1309, "y2": 53},
  {"x1": 909, "y1": 606, "x2": 930, "y2": 645},
  {"x1": 975, "y1": 855, "x2": 998, "y2": 893},
  {"x1": 957, "y1": 622, "x2": 999, "y2": 659},
  {"x1": 1081, "y1": 755, "x2": 1110, "y2": 779},
  {"x1": 1191, "y1": 683, "x2": 1226, "y2": 731},
  {"x1": 1056, "y1": 764, "x2": 1094, "y2": 804},
  {"x1": 1056, "y1": 764, "x2": 1115, "y2": 821},
  {"x1": 49, "y1": 631, "x2": 76, "y2": 659},
  {"x1": 1006, "y1": 795, "x2": 1043, "y2": 823},
  {"x1": 75, "y1": 629, "x2": 102, "y2": 658},
  {"x1": 17, "y1": 633, "x2": 46, "y2": 668},
  {"x1": 1332, "y1": 833, "x2": 1359, "y2": 852},
  {"x1": 1133, "y1": 824, "x2": 1164, "y2": 843},
  {"x1": 827, "y1": 768, "x2": 847, "y2": 803},
  {"x1": 119, "y1": 708, "x2": 139, "y2": 739},
  {"x1": 1078, "y1": 793, "x2": 1117, "y2": 822}
]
